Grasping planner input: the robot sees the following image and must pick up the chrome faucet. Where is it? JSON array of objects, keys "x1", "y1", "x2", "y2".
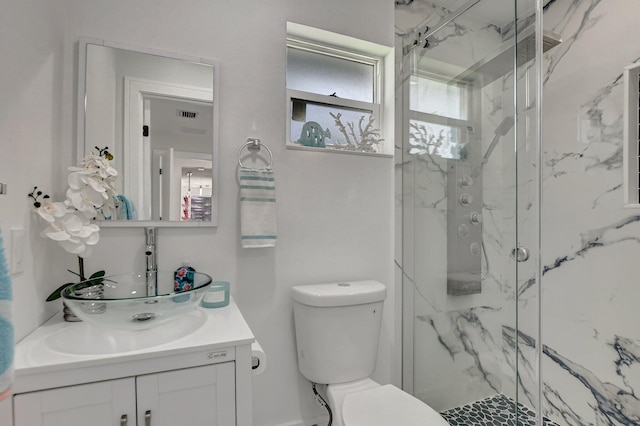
[{"x1": 145, "y1": 227, "x2": 158, "y2": 296}]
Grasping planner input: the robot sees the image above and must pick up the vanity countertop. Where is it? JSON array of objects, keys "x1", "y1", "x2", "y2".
[{"x1": 14, "y1": 298, "x2": 254, "y2": 393}]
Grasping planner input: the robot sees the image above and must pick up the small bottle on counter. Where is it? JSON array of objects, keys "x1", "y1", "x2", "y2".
[{"x1": 202, "y1": 281, "x2": 230, "y2": 308}]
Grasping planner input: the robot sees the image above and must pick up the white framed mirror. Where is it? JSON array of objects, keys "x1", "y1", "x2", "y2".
[{"x1": 77, "y1": 38, "x2": 219, "y2": 227}]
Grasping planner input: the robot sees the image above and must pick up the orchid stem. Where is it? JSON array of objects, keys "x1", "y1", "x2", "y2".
[{"x1": 78, "y1": 256, "x2": 86, "y2": 281}]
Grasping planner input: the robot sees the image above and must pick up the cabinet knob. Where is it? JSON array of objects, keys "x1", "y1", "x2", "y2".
[
  {"x1": 145, "y1": 410, "x2": 152, "y2": 426},
  {"x1": 120, "y1": 414, "x2": 128, "y2": 426}
]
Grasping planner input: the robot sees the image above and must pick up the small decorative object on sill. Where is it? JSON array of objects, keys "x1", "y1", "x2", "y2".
[
  {"x1": 329, "y1": 113, "x2": 383, "y2": 153},
  {"x1": 29, "y1": 146, "x2": 118, "y2": 322},
  {"x1": 298, "y1": 121, "x2": 330, "y2": 148}
]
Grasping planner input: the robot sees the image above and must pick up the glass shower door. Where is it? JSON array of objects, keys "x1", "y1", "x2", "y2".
[{"x1": 399, "y1": 0, "x2": 542, "y2": 423}]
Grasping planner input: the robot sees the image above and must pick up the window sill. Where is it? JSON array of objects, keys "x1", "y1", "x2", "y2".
[{"x1": 286, "y1": 142, "x2": 393, "y2": 158}]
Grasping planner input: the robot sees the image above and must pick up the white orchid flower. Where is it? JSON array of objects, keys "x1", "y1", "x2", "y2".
[
  {"x1": 33, "y1": 148, "x2": 118, "y2": 258},
  {"x1": 36, "y1": 200, "x2": 67, "y2": 223},
  {"x1": 69, "y1": 154, "x2": 118, "y2": 179},
  {"x1": 65, "y1": 186, "x2": 103, "y2": 215},
  {"x1": 41, "y1": 210, "x2": 100, "y2": 257}
]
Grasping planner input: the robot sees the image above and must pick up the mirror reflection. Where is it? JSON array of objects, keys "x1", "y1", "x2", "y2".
[{"x1": 79, "y1": 40, "x2": 218, "y2": 226}]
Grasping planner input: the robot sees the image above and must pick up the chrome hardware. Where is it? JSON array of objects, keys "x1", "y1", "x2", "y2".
[
  {"x1": 459, "y1": 193, "x2": 473, "y2": 206},
  {"x1": 120, "y1": 414, "x2": 128, "y2": 426},
  {"x1": 252, "y1": 356, "x2": 261, "y2": 370},
  {"x1": 237, "y1": 138, "x2": 274, "y2": 170},
  {"x1": 469, "y1": 212, "x2": 482, "y2": 225},
  {"x1": 145, "y1": 410, "x2": 152, "y2": 426},
  {"x1": 512, "y1": 246, "x2": 530, "y2": 262},
  {"x1": 0, "y1": 183, "x2": 6, "y2": 195},
  {"x1": 470, "y1": 242, "x2": 481, "y2": 256},
  {"x1": 458, "y1": 176, "x2": 473, "y2": 188},
  {"x1": 145, "y1": 227, "x2": 157, "y2": 296}
]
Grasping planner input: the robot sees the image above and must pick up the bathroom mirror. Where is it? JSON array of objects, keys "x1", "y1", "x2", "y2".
[{"x1": 77, "y1": 38, "x2": 219, "y2": 227}]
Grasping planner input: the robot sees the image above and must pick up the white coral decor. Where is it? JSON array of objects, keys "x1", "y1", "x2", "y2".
[{"x1": 30, "y1": 149, "x2": 118, "y2": 258}]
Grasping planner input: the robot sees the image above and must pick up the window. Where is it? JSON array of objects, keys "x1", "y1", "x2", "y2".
[
  {"x1": 285, "y1": 23, "x2": 392, "y2": 155},
  {"x1": 408, "y1": 72, "x2": 471, "y2": 160},
  {"x1": 624, "y1": 63, "x2": 640, "y2": 206}
]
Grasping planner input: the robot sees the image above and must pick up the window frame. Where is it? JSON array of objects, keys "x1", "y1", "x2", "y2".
[
  {"x1": 409, "y1": 70, "x2": 470, "y2": 122},
  {"x1": 286, "y1": 37, "x2": 385, "y2": 154},
  {"x1": 408, "y1": 70, "x2": 473, "y2": 160}
]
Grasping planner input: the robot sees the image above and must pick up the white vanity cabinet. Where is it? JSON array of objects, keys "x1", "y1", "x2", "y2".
[
  {"x1": 9, "y1": 300, "x2": 254, "y2": 426},
  {"x1": 14, "y1": 363, "x2": 236, "y2": 426},
  {"x1": 136, "y1": 363, "x2": 236, "y2": 426},
  {"x1": 14, "y1": 377, "x2": 136, "y2": 426}
]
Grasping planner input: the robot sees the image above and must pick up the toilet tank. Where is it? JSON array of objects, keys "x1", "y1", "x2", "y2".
[{"x1": 291, "y1": 280, "x2": 386, "y2": 385}]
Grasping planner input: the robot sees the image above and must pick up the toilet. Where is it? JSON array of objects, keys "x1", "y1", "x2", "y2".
[{"x1": 291, "y1": 280, "x2": 449, "y2": 426}]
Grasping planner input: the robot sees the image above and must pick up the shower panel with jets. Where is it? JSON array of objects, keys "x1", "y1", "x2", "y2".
[{"x1": 398, "y1": 0, "x2": 557, "y2": 424}]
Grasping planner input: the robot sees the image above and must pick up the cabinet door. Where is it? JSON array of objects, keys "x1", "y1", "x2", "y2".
[
  {"x1": 137, "y1": 362, "x2": 236, "y2": 426},
  {"x1": 13, "y1": 378, "x2": 135, "y2": 426}
]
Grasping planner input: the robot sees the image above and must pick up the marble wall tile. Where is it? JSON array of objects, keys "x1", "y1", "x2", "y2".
[
  {"x1": 398, "y1": 0, "x2": 640, "y2": 424},
  {"x1": 541, "y1": 0, "x2": 640, "y2": 424}
]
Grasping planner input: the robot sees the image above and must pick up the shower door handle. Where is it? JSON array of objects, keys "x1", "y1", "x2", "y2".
[{"x1": 511, "y1": 246, "x2": 530, "y2": 262}]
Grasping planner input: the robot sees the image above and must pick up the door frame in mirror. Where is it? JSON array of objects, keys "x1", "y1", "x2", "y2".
[{"x1": 77, "y1": 37, "x2": 220, "y2": 227}]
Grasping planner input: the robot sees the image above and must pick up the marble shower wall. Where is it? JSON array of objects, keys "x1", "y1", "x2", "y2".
[
  {"x1": 396, "y1": 0, "x2": 540, "y2": 413},
  {"x1": 398, "y1": 0, "x2": 640, "y2": 423},
  {"x1": 541, "y1": 0, "x2": 640, "y2": 424}
]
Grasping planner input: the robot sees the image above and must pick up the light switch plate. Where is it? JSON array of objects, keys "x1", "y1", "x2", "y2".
[{"x1": 10, "y1": 228, "x2": 25, "y2": 274}]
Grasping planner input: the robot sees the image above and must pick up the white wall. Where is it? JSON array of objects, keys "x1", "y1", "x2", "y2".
[
  {"x1": 0, "y1": 0, "x2": 69, "y2": 419},
  {"x1": 3, "y1": 1, "x2": 396, "y2": 426},
  {"x1": 0, "y1": 1, "x2": 70, "y2": 342}
]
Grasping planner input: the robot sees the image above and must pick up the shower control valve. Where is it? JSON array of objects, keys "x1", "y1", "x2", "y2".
[
  {"x1": 459, "y1": 193, "x2": 473, "y2": 206},
  {"x1": 470, "y1": 242, "x2": 481, "y2": 256},
  {"x1": 458, "y1": 224, "x2": 470, "y2": 238},
  {"x1": 458, "y1": 175, "x2": 474, "y2": 188},
  {"x1": 468, "y1": 212, "x2": 482, "y2": 225}
]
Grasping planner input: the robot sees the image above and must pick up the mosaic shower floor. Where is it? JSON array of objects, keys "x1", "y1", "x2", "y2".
[{"x1": 440, "y1": 394, "x2": 560, "y2": 426}]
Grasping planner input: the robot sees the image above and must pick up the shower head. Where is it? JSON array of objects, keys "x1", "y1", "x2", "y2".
[
  {"x1": 494, "y1": 115, "x2": 515, "y2": 136},
  {"x1": 517, "y1": 29, "x2": 562, "y2": 65},
  {"x1": 482, "y1": 116, "x2": 515, "y2": 163},
  {"x1": 454, "y1": 29, "x2": 562, "y2": 86}
]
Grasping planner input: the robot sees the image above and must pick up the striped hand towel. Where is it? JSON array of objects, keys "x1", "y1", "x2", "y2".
[
  {"x1": 240, "y1": 167, "x2": 277, "y2": 248},
  {"x1": 0, "y1": 229, "x2": 14, "y2": 402}
]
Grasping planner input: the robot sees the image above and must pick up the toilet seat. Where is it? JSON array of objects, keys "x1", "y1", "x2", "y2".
[{"x1": 342, "y1": 384, "x2": 449, "y2": 426}]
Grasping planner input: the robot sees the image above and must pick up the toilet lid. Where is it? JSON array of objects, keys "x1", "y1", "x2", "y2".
[{"x1": 342, "y1": 384, "x2": 449, "y2": 426}]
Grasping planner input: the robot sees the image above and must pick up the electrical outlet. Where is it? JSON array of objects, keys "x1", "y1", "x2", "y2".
[{"x1": 10, "y1": 228, "x2": 25, "y2": 274}]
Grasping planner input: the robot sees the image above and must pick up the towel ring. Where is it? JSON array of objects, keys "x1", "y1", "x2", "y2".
[{"x1": 237, "y1": 138, "x2": 273, "y2": 169}]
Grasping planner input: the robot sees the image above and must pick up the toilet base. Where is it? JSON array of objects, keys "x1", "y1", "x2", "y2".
[
  {"x1": 326, "y1": 378, "x2": 380, "y2": 426},
  {"x1": 325, "y1": 378, "x2": 449, "y2": 426}
]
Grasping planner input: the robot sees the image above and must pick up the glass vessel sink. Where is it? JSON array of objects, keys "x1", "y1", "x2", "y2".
[{"x1": 61, "y1": 271, "x2": 212, "y2": 331}]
